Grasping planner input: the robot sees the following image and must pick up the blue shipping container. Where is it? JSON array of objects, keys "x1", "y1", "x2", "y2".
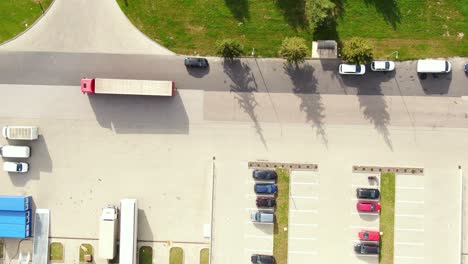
[
  {"x1": 0, "y1": 210, "x2": 31, "y2": 225},
  {"x1": 0, "y1": 222, "x2": 30, "y2": 238},
  {"x1": 0, "y1": 196, "x2": 31, "y2": 211}
]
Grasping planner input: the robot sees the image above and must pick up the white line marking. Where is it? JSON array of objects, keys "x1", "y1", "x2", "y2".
[
  {"x1": 395, "y1": 242, "x2": 424, "y2": 246},
  {"x1": 244, "y1": 248, "x2": 272, "y2": 253},
  {"x1": 349, "y1": 226, "x2": 379, "y2": 230},
  {"x1": 352, "y1": 198, "x2": 380, "y2": 202},
  {"x1": 351, "y1": 212, "x2": 379, "y2": 216},
  {"x1": 395, "y1": 228, "x2": 424, "y2": 232},
  {"x1": 291, "y1": 182, "x2": 319, "y2": 185},
  {"x1": 246, "y1": 180, "x2": 275, "y2": 184},
  {"x1": 396, "y1": 200, "x2": 424, "y2": 204},
  {"x1": 289, "y1": 237, "x2": 317, "y2": 241},
  {"x1": 290, "y1": 209, "x2": 318, "y2": 213},
  {"x1": 395, "y1": 256, "x2": 424, "y2": 259},
  {"x1": 245, "y1": 208, "x2": 274, "y2": 211},
  {"x1": 290, "y1": 223, "x2": 318, "y2": 227},
  {"x1": 244, "y1": 235, "x2": 272, "y2": 239},
  {"x1": 246, "y1": 194, "x2": 275, "y2": 198},
  {"x1": 245, "y1": 221, "x2": 274, "y2": 225},
  {"x1": 351, "y1": 254, "x2": 378, "y2": 258},
  {"x1": 351, "y1": 239, "x2": 379, "y2": 244},
  {"x1": 395, "y1": 214, "x2": 424, "y2": 218},
  {"x1": 289, "y1": 251, "x2": 318, "y2": 255},
  {"x1": 396, "y1": 186, "x2": 424, "y2": 190},
  {"x1": 290, "y1": 196, "x2": 319, "y2": 200}
]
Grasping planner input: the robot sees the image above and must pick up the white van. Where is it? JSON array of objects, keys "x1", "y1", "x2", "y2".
[
  {"x1": 417, "y1": 59, "x2": 451, "y2": 73},
  {"x1": 2, "y1": 126, "x2": 39, "y2": 140},
  {"x1": 3, "y1": 162, "x2": 29, "y2": 173},
  {"x1": 0, "y1": 145, "x2": 30, "y2": 158}
]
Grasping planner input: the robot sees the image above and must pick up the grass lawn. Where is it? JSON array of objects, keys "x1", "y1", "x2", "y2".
[
  {"x1": 169, "y1": 247, "x2": 184, "y2": 264},
  {"x1": 379, "y1": 172, "x2": 395, "y2": 264},
  {"x1": 79, "y1": 244, "x2": 93, "y2": 262},
  {"x1": 0, "y1": 0, "x2": 53, "y2": 44},
  {"x1": 0, "y1": 240, "x2": 3, "y2": 259},
  {"x1": 139, "y1": 246, "x2": 153, "y2": 264},
  {"x1": 49, "y1": 242, "x2": 64, "y2": 261},
  {"x1": 117, "y1": 0, "x2": 466, "y2": 59},
  {"x1": 273, "y1": 168, "x2": 290, "y2": 264},
  {"x1": 199, "y1": 248, "x2": 209, "y2": 264}
]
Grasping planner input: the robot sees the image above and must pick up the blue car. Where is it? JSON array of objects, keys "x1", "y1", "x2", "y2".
[{"x1": 254, "y1": 184, "x2": 278, "y2": 194}]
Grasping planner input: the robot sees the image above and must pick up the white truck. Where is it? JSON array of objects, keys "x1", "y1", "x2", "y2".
[
  {"x1": 0, "y1": 145, "x2": 30, "y2": 158},
  {"x1": 98, "y1": 206, "x2": 118, "y2": 259},
  {"x1": 81, "y1": 78, "x2": 175, "y2": 96},
  {"x1": 2, "y1": 126, "x2": 39, "y2": 140}
]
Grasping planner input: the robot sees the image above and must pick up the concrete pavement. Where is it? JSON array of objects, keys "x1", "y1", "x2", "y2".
[{"x1": 0, "y1": 0, "x2": 174, "y2": 55}]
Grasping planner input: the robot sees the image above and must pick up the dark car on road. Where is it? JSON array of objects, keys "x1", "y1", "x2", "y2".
[
  {"x1": 356, "y1": 188, "x2": 380, "y2": 199},
  {"x1": 254, "y1": 183, "x2": 278, "y2": 194},
  {"x1": 251, "y1": 254, "x2": 275, "y2": 263},
  {"x1": 256, "y1": 197, "x2": 276, "y2": 208},
  {"x1": 252, "y1": 170, "x2": 277, "y2": 181},
  {"x1": 184, "y1": 57, "x2": 209, "y2": 68},
  {"x1": 354, "y1": 243, "x2": 379, "y2": 255}
]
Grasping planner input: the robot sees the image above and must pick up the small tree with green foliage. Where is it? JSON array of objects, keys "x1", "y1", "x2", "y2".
[
  {"x1": 215, "y1": 39, "x2": 244, "y2": 60},
  {"x1": 279, "y1": 37, "x2": 308, "y2": 66},
  {"x1": 341, "y1": 37, "x2": 374, "y2": 64},
  {"x1": 306, "y1": 0, "x2": 335, "y2": 31}
]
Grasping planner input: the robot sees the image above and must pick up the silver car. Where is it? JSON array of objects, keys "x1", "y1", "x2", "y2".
[
  {"x1": 370, "y1": 61, "x2": 395, "y2": 71},
  {"x1": 250, "y1": 211, "x2": 274, "y2": 223}
]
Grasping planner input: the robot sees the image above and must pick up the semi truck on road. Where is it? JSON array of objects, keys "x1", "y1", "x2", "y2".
[
  {"x1": 81, "y1": 78, "x2": 175, "y2": 96},
  {"x1": 98, "y1": 206, "x2": 118, "y2": 260}
]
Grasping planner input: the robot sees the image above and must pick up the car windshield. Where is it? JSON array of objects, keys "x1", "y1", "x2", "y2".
[
  {"x1": 16, "y1": 164, "x2": 22, "y2": 171},
  {"x1": 356, "y1": 65, "x2": 361, "y2": 72},
  {"x1": 266, "y1": 185, "x2": 272, "y2": 192},
  {"x1": 363, "y1": 232, "x2": 369, "y2": 239},
  {"x1": 370, "y1": 204, "x2": 375, "y2": 210},
  {"x1": 385, "y1": 62, "x2": 390, "y2": 69}
]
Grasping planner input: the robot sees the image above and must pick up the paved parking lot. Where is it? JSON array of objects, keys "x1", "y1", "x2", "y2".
[
  {"x1": 288, "y1": 170, "x2": 320, "y2": 263},
  {"x1": 394, "y1": 174, "x2": 425, "y2": 264}
]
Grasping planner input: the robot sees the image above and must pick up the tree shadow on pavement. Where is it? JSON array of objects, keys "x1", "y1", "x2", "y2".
[
  {"x1": 284, "y1": 63, "x2": 327, "y2": 147},
  {"x1": 363, "y1": 0, "x2": 401, "y2": 29},
  {"x1": 223, "y1": 60, "x2": 267, "y2": 149},
  {"x1": 224, "y1": 0, "x2": 250, "y2": 22}
]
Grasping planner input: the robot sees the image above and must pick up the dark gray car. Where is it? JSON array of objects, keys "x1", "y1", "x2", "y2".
[
  {"x1": 252, "y1": 170, "x2": 277, "y2": 181},
  {"x1": 184, "y1": 57, "x2": 209, "y2": 68},
  {"x1": 356, "y1": 188, "x2": 380, "y2": 199}
]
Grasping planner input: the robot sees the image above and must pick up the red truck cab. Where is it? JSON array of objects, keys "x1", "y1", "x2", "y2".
[{"x1": 81, "y1": 78, "x2": 95, "y2": 94}]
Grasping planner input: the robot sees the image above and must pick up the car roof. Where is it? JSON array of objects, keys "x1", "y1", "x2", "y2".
[
  {"x1": 341, "y1": 64, "x2": 357, "y2": 72},
  {"x1": 373, "y1": 61, "x2": 387, "y2": 69}
]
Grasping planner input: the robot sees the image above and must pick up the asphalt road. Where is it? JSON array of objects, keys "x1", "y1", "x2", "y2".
[{"x1": 0, "y1": 51, "x2": 466, "y2": 96}]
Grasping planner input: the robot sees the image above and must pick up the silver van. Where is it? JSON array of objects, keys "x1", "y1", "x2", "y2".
[
  {"x1": 417, "y1": 59, "x2": 451, "y2": 73},
  {"x1": 250, "y1": 211, "x2": 274, "y2": 224},
  {"x1": 0, "y1": 145, "x2": 31, "y2": 158}
]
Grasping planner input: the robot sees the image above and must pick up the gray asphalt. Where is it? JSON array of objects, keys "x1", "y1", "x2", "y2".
[{"x1": 0, "y1": 51, "x2": 465, "y2": 96}]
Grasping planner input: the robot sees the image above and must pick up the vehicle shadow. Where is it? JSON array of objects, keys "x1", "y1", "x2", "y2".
[
  {"x1": 138, "y1": 209, "x2": 153, "y2": 241},
  {"x1": 284, "y1": 63, "x2": 327, "y2": 147},
  {"x1": 223, "y1": 59, "x2": 268, "y2": 149},
  {"x1": 88, "y1": 92, "x2": 189, "y2": 134},
  {"x1": 418, "y1": 72, "x2": 452, "y2": 95},
  {"x1": 8, "y1": 136, "x2": 53, "y2": 186},
  {"x1": 186, "y1": 65, "x2": 210, "y2": 78}
]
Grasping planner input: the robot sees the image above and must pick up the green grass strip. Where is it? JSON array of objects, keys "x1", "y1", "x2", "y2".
[
  {"x1": 139, "y1": 246, "x2": 153, "y2": 264},
  {"x1": 273, "y1": 168, "x2": 290, "y2": 264},
  {"x1": 379, "y1": 172, "x2": 395, "y2": 264},
  {"x1": 0, "y1": 240, "x2": 3, "y2": 259},
  {"x1": 79, "y1": 243, "x2": 93, "y2": 262},
  {"x1": 49, "y1": 242, "x2": 64, "y2": 261},
  {"x1": 199, "y1": 248, "x2": 209, "y2": 264},
  {"x1": 169, "y1": 247, "x2": 184, "y2": 264}
]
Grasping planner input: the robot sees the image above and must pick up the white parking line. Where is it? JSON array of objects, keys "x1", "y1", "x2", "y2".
[
  {"x1": 396, "y1": 186, "x2": 424, "y2": 190},
  {"x1": 244, "y1": 235, "x2": 272, "y2": 239},
  {"x1": 349, "y1": 225, "x2": 379, "y2": 230},
  {"x1": 352, "y1": 198, "x2": 380, "y2": 202},
  {"x1": 395, "y1": 228, "x2": 424, "y2": 232},
  {"x1": 245, "y1": 208, "x2": 274, "y2": 211},
  {"x1": 290, "y1": 209, "x2": 318, "y2": 213},
  {"x1": 290, "y1": 223, "x2": 318, "y2": 227},
  {"x1": 289, "y1": 237, "x2": 317, "y2": 241},
  {"x1": 351, "y1": 212, "x2": 379, "y2": 216},
  {"x1": 245, "y1": 221, "x2": 274, "y2": 225},
  {"x1": 351, "y1": 239, "x2": 379, "y2": 244},
  {"x1": 290, "y1": 195, "x2": 319, "y2": 200},
  {"x1": 395, "y1": 214, "x2": 424, "y2": 218},
  {"x1": 395, "y1": 242, "x2": 424, "y2": 246},
  {"x1": 244, "y1": 248, "x2": 272, "y2": 253},
  {"x1": 351, "y1": 254, "x2": 378, "y2": 258},
  {"x1": 246, "y1": 194, "x2": 274, "y2": 198},
  {"x1": 289, "y1": 251, "x2": 318, "y2": 255},
  {"x1": 396, "y1": 200, "x2": 424, "y2": 204},
  {"x1": 246, "y1": 180, "x2": 275, "y2": 184},
  {"x1": 291, "y1": 182, "x2": 319, "y2": 185},
  {"x1": 395, "y1": 256, "x2": 424, "y2": 259}
]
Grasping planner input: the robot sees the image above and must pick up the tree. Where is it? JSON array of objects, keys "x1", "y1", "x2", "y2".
[
  {"x1": 305, "y1": 0, "x2": 335, "y2": 31},
  {"x1": 341, "y1": 37, "x2": 374, "y2": 65},
  {"x1": 215, "y1": 39, "x2": 244, "y2": 60},
  {"x1": 278, "y1": 37, "x2": 308, "y2": 66}
]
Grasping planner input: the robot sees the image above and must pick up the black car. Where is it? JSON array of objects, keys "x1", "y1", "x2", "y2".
[
  {"x1": 354, "y1": 243, "x2": 379, "y2": 255},
  {"x1": 356, "y1": 188, "x2": 380, "y2": 199},
  {"x1": 252, "y1": 170, "x2": 277, "y2": 181},
  {"x1": 184, "y1": 57, "x2": 209, "y2": 68},
  {"x1": 251, "y1": 254, "x2": 275, "y2": 264},
  {"x1": 256, "y1": 197, "x2": 276, "y2": 208}
]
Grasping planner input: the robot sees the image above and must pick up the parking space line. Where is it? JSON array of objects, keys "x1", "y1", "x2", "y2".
[
  {"x1": 350, "y1": 254, "x2": 378, "y2": 258},
  {"x1": 395, "y1": 228, "x2": 424, "y2": 232},
  {"x1": 396, "y1": 200, "x2": 424, "y2": 204},
  {"x1": 395, "y1": 256, "x2": 424, "y2": 259},
  {"x1": 396, "y1": 186, "x2": 424, "y2": 190},
  {"x1": 351, "y1": 212, "x2": 379, "y2": 216},
  {"x1": 350, "y1": 239, "x2": 379, "y2": 244},
  {"x1": 246, "y1": 180, "x2": 275, "y2": 184},
  {"x1": 245, "y1": 194, "x2": 274, "y2": 198},
  {"x1": 395, "y1": 242, "x2": 424, "y2": 246},
  {"x1": 290, "y1": 195, "x2": 319, "y2": 200},
  {"x1": 351, "y1": 198, "x2": 380, "y2": 202},
  {"x1": 395, "y1": 214, "x2": 424, "y2": 218},
  {"x1": 289, "y1": 237, "x2": 317, "y2": 241},
  {"x1": 349, "y1": 225, "x2": 379, "y2": 230},
  {"x1": 290, "y1": 209, "x2": 318, "y2": 213},
  {"x1": 289, "y1": 251, "x2": 318, "y2": 255},
  {"x1": 290, "y1": 223, "x2": 318, "y2": 227},
  {"x1": 245, "y1": 208, "x2": 274, "y2": 212},
  {"x1": 245, "y1": 221, "x2": 274, "y2": 225},
  {"x1": 244, "y1": 235, "x2": 272, "y2": 239},
  {"x1": 244, "y1": 248, "x2": 272, "y2": 253},
  {"x1": 291, "y1": 182, "x2": 319, "y2": 185}
]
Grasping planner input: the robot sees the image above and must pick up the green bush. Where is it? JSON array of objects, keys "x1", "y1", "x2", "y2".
[
  {"x1": 341, "y1": 37, "x2": 374, "y2": 64},
  {"x1": 279, "y1": 37, "x2": 308, "y2": 65},
  {"x1": 215, "y1": 39, "x2": 244, "y2": 60}
]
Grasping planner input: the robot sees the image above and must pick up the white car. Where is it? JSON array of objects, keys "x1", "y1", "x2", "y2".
[
  {"x1": 3, "y1": 162, "x2": 29, "y2": 173},
  {"x1": 371, "y1": 61, "x2": 395, "y2": 71},
  {"x1": 339, "y1": 64, "x2": 366, "y2": 75}
]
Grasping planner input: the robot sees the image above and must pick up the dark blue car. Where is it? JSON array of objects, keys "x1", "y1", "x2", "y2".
[{"x1": 254, "y1": 184, "x2": 278, "y2": 194}]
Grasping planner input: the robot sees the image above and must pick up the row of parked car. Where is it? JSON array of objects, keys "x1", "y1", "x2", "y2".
[
  {"x1": 354, "y1": 181, "x2": 382, "y2": 255},
  {"x1": 0, "y1": 126, "x2": 39, "y2": 173},
  {"x1": 339, "y1": 59, "x2": 452, "y2": 75},
  {"x1": 250, "y1": 169, "x2": 278, "y2": 264}
]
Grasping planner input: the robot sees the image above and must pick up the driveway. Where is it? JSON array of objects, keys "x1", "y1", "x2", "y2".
[{"x1": 0, "y1": 0, "x2": 174, "y2": 55}]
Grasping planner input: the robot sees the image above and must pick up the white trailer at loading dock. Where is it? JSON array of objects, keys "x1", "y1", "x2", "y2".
[{"x1": 119, "y1": 199, "x2": 138, "y2": 264}]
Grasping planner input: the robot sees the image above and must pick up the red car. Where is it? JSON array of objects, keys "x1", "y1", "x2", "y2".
[
  {"x1": 356, "y1": 201, "x2": 381, "y2": 213},
  {"x1": 359, "y1": 230, "x2": 381, "y2": 241}
]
